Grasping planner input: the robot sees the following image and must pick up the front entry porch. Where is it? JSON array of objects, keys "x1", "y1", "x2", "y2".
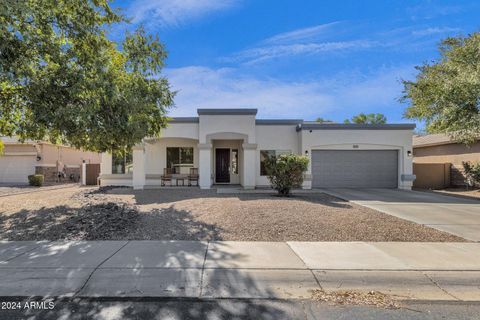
[
  {"x1": 130, "y1": 133, "x2": 257, "y2": 190},
  {"x1": 198, "y1": 133, "x2": 257, "y2": 190}
]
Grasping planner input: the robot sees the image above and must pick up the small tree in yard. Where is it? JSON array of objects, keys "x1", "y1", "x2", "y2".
[
  {"x1": 463, "y1": 161, "x2": 480, "y2": 188},
  {"x1": 265, "y1": 154, "x2": 309, "y2": 196}
]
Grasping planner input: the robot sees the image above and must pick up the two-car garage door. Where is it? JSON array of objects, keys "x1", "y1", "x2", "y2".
[
  {"x1": 311, "y1": 150, "x2": 398, "y2": 188},
  {"x1": 0, "y1": 155, "x2": 36, "y2": 184}
]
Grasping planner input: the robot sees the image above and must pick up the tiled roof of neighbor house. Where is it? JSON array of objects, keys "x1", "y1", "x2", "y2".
[{"x1": 413, "y1": 133, "x2": 460, "y2": 147}]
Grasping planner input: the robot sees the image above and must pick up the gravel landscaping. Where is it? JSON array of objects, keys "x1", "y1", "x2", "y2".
[{"x1": 0, "y1": 186, "x2": 466, "y2": 242}]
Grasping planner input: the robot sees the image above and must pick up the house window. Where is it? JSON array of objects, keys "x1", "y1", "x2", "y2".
[
  {"x1": 112, "y1": 150, "x2": 133, "y2": 174},
  {"x1": 166, "y1": 147, "x2": 194, "y2": 172},
  {"x1": 232, "y1": 149, "x2": 238, "y2": 174},
  {"x1": 260, "y1": 150, "x2": 291, "y2": 176}
]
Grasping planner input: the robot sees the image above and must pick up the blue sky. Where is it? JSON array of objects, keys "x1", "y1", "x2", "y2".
[{"x1": 112, "y1": 0, "x2": 479, "y2": 124}]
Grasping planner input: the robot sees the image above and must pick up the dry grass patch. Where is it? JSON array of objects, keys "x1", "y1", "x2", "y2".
[{"x1": 312, "y1": 289, "x2": 401, "y2": 309}]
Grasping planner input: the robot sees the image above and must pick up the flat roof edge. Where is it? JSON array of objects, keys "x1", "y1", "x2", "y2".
[
  {"x1": 170, "y1": 117, "x2": 199, "y2": 123},
  {"x1": 197, "y1": 108, "x2": 258, "y2": 115},
  {"x1": 299, "y1": 123, "x2": 416, "y2": 130},
  {"x1": 256, "y1": 119, "x2": 303, "y2": 125}
]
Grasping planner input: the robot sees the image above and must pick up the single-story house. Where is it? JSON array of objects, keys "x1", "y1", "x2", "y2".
[
  {"x1": 0, "y1": 137, "x2": 101, "y2": 184},
  {"x1": 413, "y1": 133, "x2": 480, "y2": 187},
  {"x1": 100, "y1": 108, "x2": 416, "y2": 190}
]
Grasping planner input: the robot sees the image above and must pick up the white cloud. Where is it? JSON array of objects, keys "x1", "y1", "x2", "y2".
[
  {"x1": 223, "y1": 40, "x2": 379, "y2": 64},
  {"x1": 412, "y1": 27, "x2": 461, "y2": 36},
  {"x1": 262, "y1": 22, "x2": 341, "y2": 44},
  {"x1": 164, "y1": 65, "x2": 414, "y2": 121},
  {"x1": 129, "y1": 0, "x2": 238, "y2": 27}
]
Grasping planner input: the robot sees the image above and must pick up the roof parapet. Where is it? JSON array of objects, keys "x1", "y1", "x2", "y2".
[{"x1": 197, "y1": 108, "x2": 258, "y2": 115}]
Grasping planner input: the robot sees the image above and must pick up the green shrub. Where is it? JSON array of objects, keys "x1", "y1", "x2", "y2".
[
  {"x1": 264, "y1": 154, "x2": 309, "y2": 196},
  {"x1": 28, "y1": 174, "x2": 44, "y2": 187},
  {"x1": 463, "y1": 161, "x2": 480, "y2": 186}
]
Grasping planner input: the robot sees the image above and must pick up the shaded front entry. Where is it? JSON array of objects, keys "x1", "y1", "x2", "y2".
[{"x1": 215, "y1": 148, "x2": 230, "y2": 183}]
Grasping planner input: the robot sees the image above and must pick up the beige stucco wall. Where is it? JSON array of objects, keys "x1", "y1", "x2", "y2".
[
  {"x1": 199, "y1": 115, "x2": 256, "y2": 143},
  {"x1": 255, "y1": 125, "x2": 300, "y2": 186},
  {"x1": 3, "y1": 143, "x2": 37, "y2": 154},
  {"x1": 37, "y1": 144, "x2": 100, "y2": 167},
  {"x1": 161, "y1": 123, "x2": 199, "y2": 140}
]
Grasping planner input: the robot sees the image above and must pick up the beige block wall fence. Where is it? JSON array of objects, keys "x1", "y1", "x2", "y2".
[{"x1": 413, "y1": 141, "x2": 480, "y2": 187}]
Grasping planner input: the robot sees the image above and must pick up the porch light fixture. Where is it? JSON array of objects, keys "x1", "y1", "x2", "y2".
[
  {"x1": 305, "y1": 150, "x2": 309, "y2": 156},
  {"x1": 407, "y1": 150, "x2": 412, "y2": 157}
]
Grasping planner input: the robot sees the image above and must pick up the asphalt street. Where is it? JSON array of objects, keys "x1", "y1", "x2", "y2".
[{"x1": 1, "y1": 298, "x2": 479, "y2": 320}]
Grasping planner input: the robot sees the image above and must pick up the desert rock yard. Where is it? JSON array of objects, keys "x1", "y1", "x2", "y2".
[{"x1": 0, "y1": 186, "x2": 466, "y2": 242}]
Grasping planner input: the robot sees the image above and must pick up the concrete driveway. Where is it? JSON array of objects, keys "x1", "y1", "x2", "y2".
[{"x1": 321, "y1": 188, "x2": 480, "y2": 242}]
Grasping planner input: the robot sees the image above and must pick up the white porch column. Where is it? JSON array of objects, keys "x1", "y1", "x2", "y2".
[
  {"x1": 132, "y1": 144, "x2": 146, "y2": 190},
  {"x1": 100, "y1": 152, "x2": 112, "y2": 175},
  {"x1": 81, "y1": 162, "x2": 87, "y2": 185},
  {"x1": 198, "y1": 143, "x2": 212, "y2": 189},
  {"x1": 242, "y1": 143, "x2": 257, "y2": 189}
]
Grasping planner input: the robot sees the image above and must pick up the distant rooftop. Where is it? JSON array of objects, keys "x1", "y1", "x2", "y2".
[{"x1": 413, "y1": 133, "x2": 475, "y2": 147}]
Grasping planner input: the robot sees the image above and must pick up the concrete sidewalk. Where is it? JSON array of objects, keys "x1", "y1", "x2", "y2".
[{"x1": 1, "y1": 241, "x2": 479, "y2": 301}]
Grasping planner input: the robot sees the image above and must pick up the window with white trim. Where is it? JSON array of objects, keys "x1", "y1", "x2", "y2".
[{"x1": 166, "y1": 147, "x2": 194, "y2": 173}]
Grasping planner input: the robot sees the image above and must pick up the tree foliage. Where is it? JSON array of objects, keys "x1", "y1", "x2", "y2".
[
  {"x1": 401, "y1": 33, "x2": 480, "y2": 145},
  {"x1": 264, "y1": 154, "x2": 309, "y2": 196},
  {"x1": 0, "y1": 0, "x2": 174, "y2": 152},
  {"x1": 344, "y1": 113, "x2": 387, "y2": 124}
]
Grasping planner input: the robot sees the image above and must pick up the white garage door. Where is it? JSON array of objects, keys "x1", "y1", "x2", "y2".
[
  {"x1": 312, "y1": 150, "x2": 398, "y2": 188},
  {"x1": 0, "y1": 155, "x2": 36, "y2": 184}
]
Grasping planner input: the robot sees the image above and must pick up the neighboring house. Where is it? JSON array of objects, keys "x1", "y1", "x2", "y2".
[
  {"x1": 0, "y1": 137, "x2": 101, "y2": 184},
  {"x1": 413, "y1": 133, "x2": 480, "y2": 187},
  {"x1": 100, "y1": 108, "x2": 416, "y2": 190}
]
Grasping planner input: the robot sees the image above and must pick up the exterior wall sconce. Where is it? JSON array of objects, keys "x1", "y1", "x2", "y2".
[
  {"x1": 305, "y1": 150, "x2": 309, "y2": 156},
  {"x1": 407, "y1": 150, "x2": 412, "y2": 157}
]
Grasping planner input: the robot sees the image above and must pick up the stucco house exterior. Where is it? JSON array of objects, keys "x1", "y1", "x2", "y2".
[
  {"x1": 100, "y1": 109, "x2": 416, "y2": 190},
  {"x1": 0, "y1": 137, "x2": 101, "y2": 184},
  {"x1": 413, "y1": 133, "x2": 480, "y2": 187}
]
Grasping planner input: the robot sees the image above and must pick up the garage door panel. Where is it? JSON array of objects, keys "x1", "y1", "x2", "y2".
[
  {"x1": 312, "y1": 150, "x2": 398, "y2": 188},
  {"x1": 0, "y1": 155, "x2": 36, "y2": 184}
]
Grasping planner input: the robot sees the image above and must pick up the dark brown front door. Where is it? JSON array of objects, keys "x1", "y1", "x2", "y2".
[{"x1": 215, "y1": 149, "x2": 230, "y2": 183}]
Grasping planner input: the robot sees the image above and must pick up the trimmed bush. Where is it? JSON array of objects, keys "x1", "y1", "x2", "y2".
[
  {"x1": 264, "y1": 154, "x2": 309, "y2": 196},
  {"x1": 28, "y1": 174, "x2": 44, "y2": 187},
  {"x1": 463, "y1": 161, "x2": 480, "y2": 187}
]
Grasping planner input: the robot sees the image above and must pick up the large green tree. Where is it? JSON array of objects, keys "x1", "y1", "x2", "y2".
[
  {"x1": 344, "y1": 113, "x2": 387, "y2": 124},
  {"x1": 401, "y1": 33, "x2": 480, "y2": 144},
  {"x1": 0, "y1": 0, "x2": 174, "y2": 153}
]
